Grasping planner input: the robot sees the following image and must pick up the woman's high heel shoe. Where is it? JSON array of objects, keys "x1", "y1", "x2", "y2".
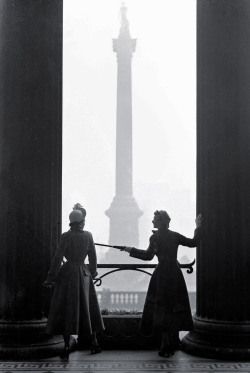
[
  {"x1": 90, "y1": 342, "x2": 102, "y2": 354},
  {"x1": 158, "y1": 344, "x2": 174, "y2": 358},
  {"x1": 60, "y1": 344, "x2": 70, "y2": 360}
]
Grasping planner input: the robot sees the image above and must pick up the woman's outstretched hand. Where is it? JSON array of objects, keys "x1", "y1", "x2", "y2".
[
  {"x1": 195, "y1": 213, "x2": 203, "y2": 228},
  {"x1": 120, "y1": 246, "x2": 135, "y2": 253}
]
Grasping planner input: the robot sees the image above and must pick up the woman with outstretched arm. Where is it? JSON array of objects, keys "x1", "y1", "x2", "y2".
[{"x1": 120, "y1": 210, "x2": 202, "y2": 358}]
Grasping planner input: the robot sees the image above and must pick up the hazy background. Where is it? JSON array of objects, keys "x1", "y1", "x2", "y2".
[{"x1": 62, "y1": 0, "x2": 196, "y2": 289}]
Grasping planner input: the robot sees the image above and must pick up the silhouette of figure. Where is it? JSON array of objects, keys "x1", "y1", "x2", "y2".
[
  {"x1": 121, "y1": 210, "x2": 202, "y2": 357},
  {"x1": 43, "y1": 204, "x2": 104, "y2": 359},
  {"x1": 120, "y1": 2, "x2": 128, "y2": 26}
]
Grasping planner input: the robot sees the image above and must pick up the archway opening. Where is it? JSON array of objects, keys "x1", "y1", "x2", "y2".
[{"x1": 62, "y1": 0, "x2": 196, "y2": 303}]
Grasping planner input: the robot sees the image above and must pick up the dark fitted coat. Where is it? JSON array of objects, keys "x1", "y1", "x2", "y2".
[
  {"x1": 46, "y1": 228, "x2": 104, "y2": 336},
  {"x1": 130, "y1": 228, "x2": 200, "y2": 333}
]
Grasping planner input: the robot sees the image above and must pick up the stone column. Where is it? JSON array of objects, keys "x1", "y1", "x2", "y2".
[
  {"x1": 182, "y1": 0, "x2": 250, "y2": 358},
  {"x1": 0, "y1": 0, "x2": 63, "y2": 358},
  {"x1": 105, "y1": 5, "x2": 142, "y2": 252}
]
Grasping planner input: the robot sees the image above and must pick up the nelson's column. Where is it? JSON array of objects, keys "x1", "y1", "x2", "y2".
[{"x1": 105, "y1": 4, "x2": 142, "y2": 259}]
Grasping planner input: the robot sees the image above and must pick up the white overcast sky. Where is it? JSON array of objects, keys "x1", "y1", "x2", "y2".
[{"x1": 62, "y1": 0, "x2": 196, "y2": 261}]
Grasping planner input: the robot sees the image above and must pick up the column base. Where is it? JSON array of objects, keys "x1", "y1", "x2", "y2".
[
  {"x1": 105, "y1": 195, "x2": 143, "y2": 248},
  {"x1": 182, "y1": 316, "x2": 250, "y2": 359},
  {"x1": 105, "y1": 195, "x2": 143, "y2": 219},
  {"x1": 0, "y1": 319, "x2": 76, "y2": 359}
]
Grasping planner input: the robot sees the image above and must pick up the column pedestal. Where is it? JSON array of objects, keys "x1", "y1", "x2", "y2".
[
  {"x1": 0, "y1": 320, "x2": 64, "y2": 359},
  {"x1": 105, "y1": 196, "x2": 142, "y2": 248},
  {"x1": 183, "y1": 317, "x2": 250, "y2": 359}
]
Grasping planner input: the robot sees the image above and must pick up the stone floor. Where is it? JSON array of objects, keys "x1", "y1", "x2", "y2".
[{"x1": 1, "y1": 350, "x2": 250, "y2": 373}]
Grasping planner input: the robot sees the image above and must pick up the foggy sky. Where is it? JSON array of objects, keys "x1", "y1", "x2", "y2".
[{"x1": 62, "y1": 0, "x2": 196, "y2": 263}]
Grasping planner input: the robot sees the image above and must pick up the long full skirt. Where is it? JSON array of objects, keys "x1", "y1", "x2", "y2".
[
  {"x1": 46, "y1": 262, "x2": 104, "y2": 335},
  {"x1": 140, "y1": 262, "x2": 193, "y2": 334}
]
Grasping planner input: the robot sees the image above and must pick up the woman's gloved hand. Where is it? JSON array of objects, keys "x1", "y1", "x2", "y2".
[
  {"x1": 195, "y1": 213, "x2": 203, "y2": 228},
  {"x1": 92, "y1": 271, "x2": 98, "y2": 279},
  {"x1": 120, "y1": 246, "x2": 135, "y2": 253}
]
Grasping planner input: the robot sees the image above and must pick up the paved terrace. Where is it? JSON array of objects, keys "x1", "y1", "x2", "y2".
[{"x1": 1, "y1": 350, "x2": 250, "y2": 373}]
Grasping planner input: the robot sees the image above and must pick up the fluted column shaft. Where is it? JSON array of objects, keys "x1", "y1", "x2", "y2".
[
  {"x1": 182, "y1": 0, "x2": 250, "y2": 358},
  {"x1": 0, "y1": 0, "x2": 63, "y2": 358},
  {"x1": 116, "y1": 54, "x2": 133, "y2": 197}
]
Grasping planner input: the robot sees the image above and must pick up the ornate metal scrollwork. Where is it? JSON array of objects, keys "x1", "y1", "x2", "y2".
[
  {"x1": 94, "y1": 260, "x2": 195, "y2": 286},
  {"x1": 180, "y1": 259, "x2": 196, "y2": 274}
]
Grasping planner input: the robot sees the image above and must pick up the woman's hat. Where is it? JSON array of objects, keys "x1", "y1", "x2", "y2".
[
  {"x1": 69, "y1": 209, "x2": 84, "y2": 224},
  {"x1": 154, "y1": 210, "x2": 171, "y2": 226},
  {"x1": 73, "y1": 203, "x2": 86, "y2": 217}
]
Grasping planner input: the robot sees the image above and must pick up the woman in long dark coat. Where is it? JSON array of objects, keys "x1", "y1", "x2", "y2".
[
  {"x1": 43, "y1": 204, "x2": 104, "y2": 359},
  {"x1": 121, "y1": 210, "x2": 202, "y2": 357}
]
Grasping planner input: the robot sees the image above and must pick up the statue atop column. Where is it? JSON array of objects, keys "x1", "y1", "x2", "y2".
[{"x1": 120, "y1": 2, "x2": 128, "y2": 26}]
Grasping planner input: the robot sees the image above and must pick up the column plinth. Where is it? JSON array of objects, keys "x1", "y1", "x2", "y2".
[
  {"x1": 184, "y1": 317, "x2": 250, "y2": 358},
  {"x1": 105, "y1": 196, "x2": 142, "y2": 248},
  {"x1": 0, "y1": 320, "x2": 64, "y2": 359}
]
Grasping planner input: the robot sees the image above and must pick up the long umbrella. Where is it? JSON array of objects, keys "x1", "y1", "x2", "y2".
[{"x1": 94, "y1": 243, "x2": 128, "y2": 250}]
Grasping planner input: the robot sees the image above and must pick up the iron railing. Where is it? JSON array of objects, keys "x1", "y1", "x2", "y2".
[{"x1": 94, "y1": 260, "x2": 195, "y2": 287}]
